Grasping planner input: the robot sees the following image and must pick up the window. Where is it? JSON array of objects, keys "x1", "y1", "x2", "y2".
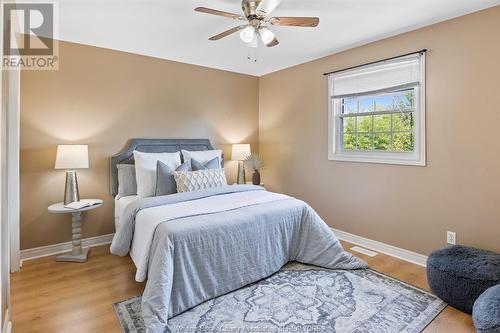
[{"x1": 328, "y1": 53, "x2": 426, "y2": 165}]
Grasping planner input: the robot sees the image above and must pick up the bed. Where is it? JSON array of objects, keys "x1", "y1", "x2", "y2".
[{"x1": 109, "y1": 139, "x2": 367, "y2": 333}]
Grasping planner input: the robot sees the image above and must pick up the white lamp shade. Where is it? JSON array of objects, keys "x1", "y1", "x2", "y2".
[
  {"x1": 55, "y1": 145, "x2": 89, "y2": 169},
  {"x1": 231, "y1": 144, "x2": 251, "y2": 161}
]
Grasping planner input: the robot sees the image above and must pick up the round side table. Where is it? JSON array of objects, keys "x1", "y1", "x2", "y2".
[{"x1": 48, "y1": 199, "x2": 103, "y2": 263}]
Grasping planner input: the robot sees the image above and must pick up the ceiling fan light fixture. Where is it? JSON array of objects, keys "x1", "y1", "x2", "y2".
[
  {"x1": 239, "y1": 26, "x2": 256, "y2": 43},
  {"x1": 195, "y1": 0, "x2": 319, "y2": 48},
  {"x1": 259, "y1": 27, "x2": 275, "y2": 45}
]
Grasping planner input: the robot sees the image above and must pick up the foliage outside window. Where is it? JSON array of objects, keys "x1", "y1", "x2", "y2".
[
  {"x1": 341, "y1": 89, "x2": 415, "y2": 152},
  {"x1": 328, "y1": 53, "x2": 426, "y2": 166}
]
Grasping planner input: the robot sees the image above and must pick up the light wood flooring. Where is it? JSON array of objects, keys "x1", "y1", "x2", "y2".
[{"x1": 11, "y1": 241, "x2": 474, "y2": 333}]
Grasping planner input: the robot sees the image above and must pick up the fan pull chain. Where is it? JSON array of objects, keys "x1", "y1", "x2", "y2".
[{"x1": 246, "y1": 48, "x2": 258, "y2": 63}]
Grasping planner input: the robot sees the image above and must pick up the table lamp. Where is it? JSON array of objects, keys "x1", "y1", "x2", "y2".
[
  {"x1": 231, "y1": 144, "x2": 251, "y2": 184},
  {"x1": 55, "y1": 145, "x2": 89, "y2": 205}
]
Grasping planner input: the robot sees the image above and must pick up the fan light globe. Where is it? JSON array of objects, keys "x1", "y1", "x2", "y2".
[
  {"x1": 246, "y1": 35, "x2": 259, "y2": 48},
  {"x1": 240, "y1": 26, "x2": 256, "y2": 43},
  {"x1": 259, "y1": 27, "x2": 275, "y2": 45}
]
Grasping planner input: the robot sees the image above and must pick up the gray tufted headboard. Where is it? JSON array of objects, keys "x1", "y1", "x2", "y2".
[{"x1": 110, "y1": 138, "x2": 222, "y2": 196}]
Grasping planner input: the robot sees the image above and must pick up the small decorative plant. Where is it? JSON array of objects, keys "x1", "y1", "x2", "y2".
[{"x1": 243, "y1": 153, "x2": 265, "y2": 185}]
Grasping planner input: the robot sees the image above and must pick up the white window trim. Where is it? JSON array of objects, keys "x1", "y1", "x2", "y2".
[{"x1": 328, "y1": 54, "x2": 426, "y2": 166}]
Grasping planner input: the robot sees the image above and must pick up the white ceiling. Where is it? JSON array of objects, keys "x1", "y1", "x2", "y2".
[{"x1": 53, "y1": 0, "x2": 500, "y2": 76}]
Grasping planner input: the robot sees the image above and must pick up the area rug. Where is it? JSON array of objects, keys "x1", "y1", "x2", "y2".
[{"x1": 114, "y1": 263, "x2": 446, "y2": 333}]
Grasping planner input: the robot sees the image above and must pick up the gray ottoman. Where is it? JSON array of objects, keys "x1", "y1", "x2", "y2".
[
  {"x1": 427, "y1": 245, "x2": 500, "y2": 314},
  {"x1": 473, "y1": 285, "x2": 500, "y2": 333}
]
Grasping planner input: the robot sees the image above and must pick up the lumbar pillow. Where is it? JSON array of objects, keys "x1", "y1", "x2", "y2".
[
  {"x1": 155, "y1": 161, "x2": 189, "y2": 196},
  {"x1": 181, "y1": 149, "x2": 222, "y2": 169},
  {"x1": 173, "y1": 169, "x2": 227, "y2": 193},
  {"x1": 191, "y1": 157, "x2": 220, "y2": 171},
  {"x1": 133, "y1": 151, "x2": 181, "y2": 197},
  {"x1": 116, "y1": 164, "x2": 137, "y2": 199}
]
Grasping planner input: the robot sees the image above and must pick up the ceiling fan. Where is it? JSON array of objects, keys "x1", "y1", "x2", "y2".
[{"x1": 195, "y1": 0, "x2": 319, "y2": 48}]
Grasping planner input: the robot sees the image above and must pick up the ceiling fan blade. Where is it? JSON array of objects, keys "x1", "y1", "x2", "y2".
[
  {"x1": 256, "y1": 0, "x2": 281, "y2": 17},
  {"x1": 267, "y1": 37, "x2": 279, "y2": 47},
  {"x1": 269, "y1": 17, "x2": 320, "y2": 27},
  {"x1": 208, "y1": 26, "x2": 244, "y2": 40},
  {"x1": 195, "y1": 7, "x2": 244, "y2": 20}
]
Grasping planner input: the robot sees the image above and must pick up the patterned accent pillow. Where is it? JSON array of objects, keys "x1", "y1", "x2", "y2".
[{"x1": 173, "y1": 169, "x2": 227, "y2": 193}]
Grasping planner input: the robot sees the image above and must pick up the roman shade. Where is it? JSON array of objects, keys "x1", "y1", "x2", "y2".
[{"x1": 331, "y1": 53, "x2": 423, "y2": 99}]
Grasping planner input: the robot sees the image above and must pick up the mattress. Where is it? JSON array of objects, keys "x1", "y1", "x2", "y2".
[{"x1": 114, "y1": 195, "x2": 139, "y2": 232}]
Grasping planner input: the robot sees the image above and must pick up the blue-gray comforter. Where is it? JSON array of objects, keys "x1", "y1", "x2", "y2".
[{"x1": 111, "y1": 185, "x2": 367, "y2": 332}]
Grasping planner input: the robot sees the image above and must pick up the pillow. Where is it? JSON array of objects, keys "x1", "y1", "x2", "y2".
[
  {"x1": 173, "y1": 169, "x2": 227, "y2": 193},
  {"x1": 181, "y1": 149, "x2": 222, "y2": 169},
  {"x1": 116, "y1": 164, "x2": 137, "y2": 199},
  {"x1": 155, "y1": 161, "x2": 189, "y2": 196},
  {"x1": 133, "y1": 150, "x2": 181, "y2": 197},
  {"x1": 191, "y1": 157, "x2": 220, "y2": 171}
]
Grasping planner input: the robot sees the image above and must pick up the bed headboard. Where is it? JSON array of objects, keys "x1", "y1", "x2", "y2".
[{"x1": 110, "y1": 138, "x2": 221, "y2": 196}]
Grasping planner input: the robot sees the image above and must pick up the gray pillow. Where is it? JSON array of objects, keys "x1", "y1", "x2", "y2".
[
  {"x1": 117, "y1": 164, "x2": 137, "y2": 199},
  {"x1": 155, "y1": 161, "x2": 189, "y2": 196},
  {"x1": 191, "y1": 157, "x2": 220, "y2": 171}
]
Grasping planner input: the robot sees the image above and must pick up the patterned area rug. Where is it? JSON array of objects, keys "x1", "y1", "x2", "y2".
[{"x1": 114, "y1": 263, "x2": 446, "y2": 333}]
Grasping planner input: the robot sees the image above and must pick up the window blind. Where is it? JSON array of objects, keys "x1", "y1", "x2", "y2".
[{"x1": 331, "y1": 54, "x2": 422, "y2": 99}]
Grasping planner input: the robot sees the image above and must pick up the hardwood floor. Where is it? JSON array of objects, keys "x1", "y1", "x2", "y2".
[{"x1": 11, "y1": 241, "x2": 475, "y2": 333}]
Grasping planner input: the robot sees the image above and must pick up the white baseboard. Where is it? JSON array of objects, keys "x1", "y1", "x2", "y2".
[
  {"x1": 19, "y1": 228, "x2": 427, "y2": 267},
  {"x1": 332, "y1": 228, "x2": 428, "y2": 267},
  {"x1": 2, "y1": 309, "x2": 11, "y2": 333},
  {"x1": 20, "y1": 233, "x2": 114, "y2": 263}
]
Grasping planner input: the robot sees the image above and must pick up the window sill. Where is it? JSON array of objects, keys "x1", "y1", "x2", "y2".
[{"x1": 328, "y1": 152, "x2": 426, "y2": 166}]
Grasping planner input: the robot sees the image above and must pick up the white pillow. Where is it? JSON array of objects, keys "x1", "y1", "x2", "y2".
[
  {"x1": 173, "y1": 169, "x2": 227, "y2": 193},
  {"x1": 133, "y1": 151, "x2": 181, "y2": 197},
  {"x1": 181, "y1": 149, "x2": 222, "y2": 169}
]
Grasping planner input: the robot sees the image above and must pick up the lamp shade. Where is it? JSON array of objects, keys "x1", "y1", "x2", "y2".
[
  {"x1": 55, "y1": 145, "x2": 89, "y2": 169},
  {"x1": 231, "y1": 144, "x2": 251, "y2": 161}
]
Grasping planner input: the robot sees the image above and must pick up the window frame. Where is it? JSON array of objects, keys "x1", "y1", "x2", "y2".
[{"x1": 328, "y1": 54, "x2": 426, "y2": 166}]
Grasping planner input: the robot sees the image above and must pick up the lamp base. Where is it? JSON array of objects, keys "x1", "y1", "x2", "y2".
[
  {"x1": 237, "y1": 161, "x2": 246, "y2": 184},
  {"x1": 64, "y1": 170, "x2": 80, "y2": 205}
]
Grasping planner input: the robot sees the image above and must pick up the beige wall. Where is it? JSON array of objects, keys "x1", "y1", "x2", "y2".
[
  {"x1": 259, "y1": 6, "x2": 500, "y2": 255},
  {"x1": 21, "y1": 7, "x2": 500, "y2": 254},
  {"x1": 20, "y1": 41, "x2": 259, "y2": 249}
]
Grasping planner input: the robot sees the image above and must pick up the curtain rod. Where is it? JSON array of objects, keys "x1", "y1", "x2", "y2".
[{"x1": 323, "y1": 49, "x2": 427, "y2": 76}]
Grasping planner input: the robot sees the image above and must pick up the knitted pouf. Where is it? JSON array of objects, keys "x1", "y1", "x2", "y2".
[
  {"x1": 427, "y1": 245, "x2": 500, "y2": 314},
  {"x1": 473, "y1": 285, "x2": 500, "y2": 333}
]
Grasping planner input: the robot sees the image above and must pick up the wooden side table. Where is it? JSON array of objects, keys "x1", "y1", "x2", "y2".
[{"x1": 48, "y1": 199, "x2": 103, "y2": 262}]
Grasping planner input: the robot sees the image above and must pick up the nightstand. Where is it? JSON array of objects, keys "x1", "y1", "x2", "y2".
[{"x1": 48, "y1": 199, "x2": 103, "y2": 262}]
